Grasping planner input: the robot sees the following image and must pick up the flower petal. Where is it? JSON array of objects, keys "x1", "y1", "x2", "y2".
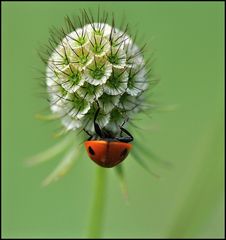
[
  {"x1": 104, "y1": 68, "x2": 128, "y2": 95},
  {"x1": 61, "y1": 115, "x2": 82, "y2": 131},
  {"x1": 63, "y1": 28, "x2": 89, "y2": 49},
  {"x1": 84, "y1": 23, "x2": 112, "y2": 38},
  {"x1": 84, "y1": 57, "x2": 112, "y2": 86},
  {"x1": 58, "y1": 65, "x2": 85, "y2": 93},
  {"x1": 126, "y1": 66, "x2": 148, "y2": 96},
  {"x1": 64, "y1": 93, "x2": 91, "y2": 119},
  {"x1": 107, "y1": 47, "x2": 127, "y2": 69},
  {"x1": 77, "y1": 81, "x2": 104, "y2": 102},
  {"x1": 98, "y1": 93, "x2": 120, "y2": 113}
]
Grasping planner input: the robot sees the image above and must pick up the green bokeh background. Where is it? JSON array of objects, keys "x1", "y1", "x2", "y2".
[{"x1": 2, "y1": 2, "x2": 224, "y2": 238}]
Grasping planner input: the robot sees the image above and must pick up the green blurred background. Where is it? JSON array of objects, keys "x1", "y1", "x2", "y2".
[{"x1": 2, "y1": 2, "x2": 224, "y2": 238}]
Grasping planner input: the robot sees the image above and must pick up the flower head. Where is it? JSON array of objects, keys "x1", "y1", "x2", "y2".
[{"x1": 45, "y1": 12, "x2": 150, "y2": 136}]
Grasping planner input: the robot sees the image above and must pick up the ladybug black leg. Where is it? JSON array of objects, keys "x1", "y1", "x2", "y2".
[
  {"x1": 120, "y1": 127, "x2": 134, "y2": 141},
  {"x1": 115, "y1": 127, "x2": 133, "y2": 143},
  {"x1": 83, "y1": 128, "x2": 93, "y2": 141},
  {"x1": 119, "y1": 117, "x2": 129, "y2": 137},
  {"x1": 94, "y1": 107, "x2": 103, "y2": 138}
]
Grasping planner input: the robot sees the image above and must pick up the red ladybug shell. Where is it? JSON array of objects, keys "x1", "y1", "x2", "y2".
[{"x1": 84, "y1": 140, "x2": 132, "y2": 168}]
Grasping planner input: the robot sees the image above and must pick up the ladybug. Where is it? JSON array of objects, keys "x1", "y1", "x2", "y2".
[{"x1": 84, "y1": 108, "x2": 133, "y2": 168}]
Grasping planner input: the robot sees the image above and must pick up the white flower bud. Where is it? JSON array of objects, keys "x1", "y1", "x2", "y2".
[{"x1": 45, "y1": 16, "x2": 151, "y2": 135}]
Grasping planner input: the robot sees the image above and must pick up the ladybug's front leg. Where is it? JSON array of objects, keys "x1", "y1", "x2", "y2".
[
  {"x1": 93, "y1": 107, "x2": 103, "y2": 138},
  {"x1": 83, "y1": 129, "x2": 93, "y2": 141}
]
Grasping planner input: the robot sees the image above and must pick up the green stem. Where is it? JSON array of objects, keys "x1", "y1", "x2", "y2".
[{"x1": 87, "y1": 167, "x2": 107, "y2": 238}]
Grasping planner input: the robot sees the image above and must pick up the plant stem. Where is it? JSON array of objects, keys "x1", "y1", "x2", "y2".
[{"x1": 87, "y1": 166, "x2": 107, "y2": 238}]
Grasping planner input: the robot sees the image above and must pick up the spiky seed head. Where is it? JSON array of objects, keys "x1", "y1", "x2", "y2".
[{"x1": 45, "y1": 12, "x2": 151, "y2": 135}]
